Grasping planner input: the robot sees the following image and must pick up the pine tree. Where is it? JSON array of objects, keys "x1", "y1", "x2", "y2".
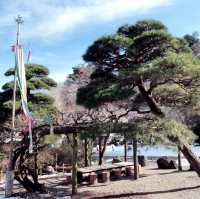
[
  {"x1": 0, "y1": 63, "x2": 57, "y2": 193},
  {"x1": 0, "y1": 63, "x2": 57, "y2": 125},
  {"x1": 77, "y1": 19, "x2": 200, "y2": 175},
  {"x1": 184, "y1": 32, "x2": 200, "y2": 58}
]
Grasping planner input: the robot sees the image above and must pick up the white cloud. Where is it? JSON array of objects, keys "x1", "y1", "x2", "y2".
[{"x1": 0, "y1": 0, "x2": 172, "y2": 39}]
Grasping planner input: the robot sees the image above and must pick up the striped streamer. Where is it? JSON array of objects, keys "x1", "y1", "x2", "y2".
[{"x1": 15, "y1": 44, "x2": 33, "y2": 153}]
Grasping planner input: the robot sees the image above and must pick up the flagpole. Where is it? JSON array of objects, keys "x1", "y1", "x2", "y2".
[
  {"x1": 13, "y1": 15, "x2": 23, "y2": 131},
  {"x1": 5, "y1": 15, "x2": 23, "y2": 198}
]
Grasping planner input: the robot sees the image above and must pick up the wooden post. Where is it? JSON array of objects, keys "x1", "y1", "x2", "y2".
[
  {"x1": 72, "y1": 132, "x2": 78, "y2": 195},
  {"x1": 98, "y1": 136, "x2": 103, "y2": 165},
  {"x1": 132, "y1": 133, "x2": 139, "y2": 180},
  {"x1": 84, "y1": 138, "x2": 89, "y2": 167},
  {"x1": 178, "y1": 145, "x2": 183, "y2": 171},
  {"x1": 89, "y1": 140, "x2": 93, "y2": 166},
  {"x1": 124, "y1": 138, "x2": 127, "y2": 162},
  {"x1": 40, "y1": 165, "x2": 42, "y2": 175}
]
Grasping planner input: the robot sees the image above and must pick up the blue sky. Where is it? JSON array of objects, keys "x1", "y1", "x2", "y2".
[{"x1": 0, "y1": 0, "x2": 200, "y2": 88}]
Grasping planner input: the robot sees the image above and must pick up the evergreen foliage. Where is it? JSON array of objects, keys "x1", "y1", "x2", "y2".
[
  {"x1": 77, "y1": 19, "x2": 200, "y2": 113},
  {"x1": 77, "y1": 19, "x2": 200, "y2": 147},
  {"x1": 115, "y1": 118, "x2": 196, "y2": 147},
  {"x1": 0, "y1": 63, "x2": 57, "y2": 123},
  {"x1": 184, "y1": 32, "x2": 200, "y2": 58}
]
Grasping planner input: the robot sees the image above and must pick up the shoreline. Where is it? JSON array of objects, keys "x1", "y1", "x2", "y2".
[
  {"x1": 92, "y1": 144, "x2": 200, "y2": 158},
  {"x1": 92, "y1": 155, "x2": 179, "y2": 162}
]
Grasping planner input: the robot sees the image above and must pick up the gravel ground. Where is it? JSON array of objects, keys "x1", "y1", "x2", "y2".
[
  {"x1": 1, "y1": 163, "x2": 200, "y2": 199},
  {"x1": 73, "y1": 164, "x2": 200, "y2": 199}
]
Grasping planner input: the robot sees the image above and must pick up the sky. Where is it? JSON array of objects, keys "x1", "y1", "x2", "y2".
[{"x1": 0, "y1": 0, "x2": 200, "y2": 88}]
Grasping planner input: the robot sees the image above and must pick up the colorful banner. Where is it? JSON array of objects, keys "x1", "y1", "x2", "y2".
[{"x1": 15, "y1": 44, "x2": 33, "y2": 153}]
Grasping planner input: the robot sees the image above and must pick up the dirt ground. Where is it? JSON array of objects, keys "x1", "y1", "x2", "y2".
[{"x1": 1, "y1": 163, "x2": 200, "y2": 199}]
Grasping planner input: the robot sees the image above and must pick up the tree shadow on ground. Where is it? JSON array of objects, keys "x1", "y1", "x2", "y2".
[
  {"x1": 46, "y1": 186, "x2": 71, "y2": 198},
  {"x1": 146, "y1": 168, "x2": 191, "y2": 176},
  {"x1": 148, "y1": 168, "x2": 177, "y2": 171},
  {"x1": 157, "y1": 170, "x2": 193, "y2": 176},
  {"x1": 91, "y1": 185, "x2": 200, "y2": 199},
  {"x1": 157, "y1": 170, "x2": 179, "y2": 175}
]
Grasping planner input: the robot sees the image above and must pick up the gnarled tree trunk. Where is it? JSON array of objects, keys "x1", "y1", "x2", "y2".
[
  {"x1": 177, "y1": 145, "x2": 182, "y2": 171},
  {"x1": 13, "y1": 135, "x2": 44, "y2": 193},
  {"x1": 138, "y1": 82, "x2": 200, "y2": 176},
  {"x1": 179, "y1": 141, "x2": 200, "y2": 175},
  {"x1": 98, "y1": 133, "x2": 110, "y2": 165}
]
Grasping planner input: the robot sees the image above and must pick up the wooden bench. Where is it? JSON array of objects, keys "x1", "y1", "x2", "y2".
[{"x1": 77, "y1": 162, "x2": 135, "y2": 183}]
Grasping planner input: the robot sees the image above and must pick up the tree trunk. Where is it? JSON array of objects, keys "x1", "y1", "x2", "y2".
[
  {"x1": 98, "y1": 134, "x2": 110, "y2": 165},
  {"x1": 12, "y1": 135, "x2": 44, "y2": 193},
  {"x1": 138, "y1": 83, "x2": 164, "y2": 117},
  {"x1": 88, "y1": 140, "x2": 93, "y2": 166},
  {"x1": 84, "y1": 138, "x2": 89, "y2": 167},
  {"x1": 179, "y1": 141, "x2": 200, "y2": 176},
  {"x1": 33, "y1": 137, "x2": 38, "y2": 183},
  {"x1": 124, "y1": 138, "x2": 127, "y2": 162},
  {"x1": 72, "y1": 132, "x2": 78, "y2": 195},
  {"x1": 132, "y1": 136, "x2": 139, "y2": 180},
  {"x1": 98, "y1": 136, "x2": 103, "y2": 165},
  {"x1": 177, "y1": 145, "x2": 182, "y2": 171},
  {"x1": 101, "y1": 133, "x2": 110, "y2": 159},
  {"x1": 138, "y1": 82, "x2": 200, "y2": 176}
]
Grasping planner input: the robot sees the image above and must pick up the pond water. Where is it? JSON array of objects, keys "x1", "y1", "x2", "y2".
[{"x1": 93, "y1": 144, "x2": 200, "y2": 157}]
